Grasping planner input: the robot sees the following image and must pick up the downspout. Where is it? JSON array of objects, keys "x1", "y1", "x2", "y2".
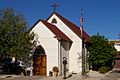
[
  {"x1": 58, "y1": 41, "x2": 62, "y2": 75},
  {"x1": 60, "y1": 42, "x2": 62, "y2": 75}
]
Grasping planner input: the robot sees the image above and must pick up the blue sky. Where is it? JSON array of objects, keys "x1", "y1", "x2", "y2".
[{"x1": 1, "y1": 0, "x2": 120, "y2": 39}]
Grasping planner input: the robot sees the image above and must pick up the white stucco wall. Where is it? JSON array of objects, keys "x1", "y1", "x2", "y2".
[
  {"x1": 31, "y1": 21, "x2": 59, "y2": 76},
  {"x1": 47, "y1": 15, "x2": 83, "y2": 73},
  {"x1": 61, "y1": 41, "x2": 69, "y2": 74},
  {"x1": 69, "y1": 42, "x2": 82, "y2": 73},
  {"x1": 114, "y1": 43, "x2": 120, "y2": 52}
]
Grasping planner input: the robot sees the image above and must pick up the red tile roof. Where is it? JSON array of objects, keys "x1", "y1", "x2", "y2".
[
  {"x1": 46, "y1": 12, "x2": 89, "y2": 42},
  {"x1": 30, "y1": 19, "x2": 72, "y2": 42}
]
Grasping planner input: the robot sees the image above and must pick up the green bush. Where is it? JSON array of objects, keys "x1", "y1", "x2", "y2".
[{"x1": 99, "y1": 66, "x2": 110, "y2": 74}]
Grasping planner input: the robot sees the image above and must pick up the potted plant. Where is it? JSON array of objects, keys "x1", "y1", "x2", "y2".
[{"x1": 52, "y1": 66, "x2": 59, "y2": 76}]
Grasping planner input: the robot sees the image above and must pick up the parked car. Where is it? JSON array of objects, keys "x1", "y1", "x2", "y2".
[{"x1": 0, "y1": 58, "x2": 25, "y2": 75}]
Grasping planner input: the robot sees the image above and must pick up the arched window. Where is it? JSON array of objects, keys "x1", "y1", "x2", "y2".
[
  {"x1": 34, "y1": 45, "x2": 45, "y2": 55},
  {"x1": 51, "y1": 18, "x2": 57, "y2": 23}
]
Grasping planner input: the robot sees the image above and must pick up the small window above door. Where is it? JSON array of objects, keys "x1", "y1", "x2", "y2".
[
  {"x1": 51, "y1": 18, "x2": 57, "y2": 23},
  {"x1": 34, "y1": 45, "x2": 45, "y2": 55}
]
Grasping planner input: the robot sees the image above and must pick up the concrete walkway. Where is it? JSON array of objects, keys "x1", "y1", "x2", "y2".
[{"x1": 0, "y1": 71, "x2": 106, "y2": 80}]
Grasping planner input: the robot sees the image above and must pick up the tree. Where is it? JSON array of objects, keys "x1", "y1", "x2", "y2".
[
  {"x1": 88, "y1": 33, "x2": 116, "y2": 71},
  {"x1": 0, "y1": 8, "x2": 35, "y2": 60}
]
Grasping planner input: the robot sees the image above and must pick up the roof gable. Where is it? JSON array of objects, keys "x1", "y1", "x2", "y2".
[
  {"x1": 30, "y1": 19, "x2": 72, "y2": 42},
  {"x1": 46, "y1": 12, "x2": 89, "y2": 42}
]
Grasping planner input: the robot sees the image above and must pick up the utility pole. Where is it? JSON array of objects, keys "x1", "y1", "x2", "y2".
[
  {"x1": 82, "y1": 40, "x2": 86, "y2": 76},
  {"x1": 80, "y1": 9, "x2": 86, "y2": 76}
]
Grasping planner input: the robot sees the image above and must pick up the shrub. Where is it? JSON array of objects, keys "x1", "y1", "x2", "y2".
[{"x1": 99, "y1": 66, "x2": 110, "y2": 74}]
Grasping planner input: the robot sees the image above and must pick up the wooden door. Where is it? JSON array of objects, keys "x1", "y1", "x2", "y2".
[{"x1": 33, "y1": 55, "x2": 46, "y2": 76}]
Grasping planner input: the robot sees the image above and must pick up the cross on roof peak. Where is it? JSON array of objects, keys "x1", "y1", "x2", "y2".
[{"x1": 51, "y1": 0, "x2": 59, "y2": 12}]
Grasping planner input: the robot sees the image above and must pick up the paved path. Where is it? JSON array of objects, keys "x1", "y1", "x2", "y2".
[
  {"x1": 2, "y1": 70, "x2": 116, "y2": 80},
  {"x1": 101, "y1": 68, "x2": 120, "y2": 80}
]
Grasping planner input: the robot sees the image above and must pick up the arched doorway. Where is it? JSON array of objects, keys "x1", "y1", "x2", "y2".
[{"x1": 33, "y1": 45, "x2": 46, "y2": 76}]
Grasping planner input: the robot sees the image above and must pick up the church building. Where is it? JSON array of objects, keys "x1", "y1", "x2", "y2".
[{"x1": 30, "y1": 11, "x2": 89, "y2": 76}]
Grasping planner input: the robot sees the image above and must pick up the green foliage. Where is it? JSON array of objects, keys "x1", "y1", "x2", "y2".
[
  {"x1": 88, "y1": 33, "x2": 116, "y2": 71},
  {"x1": 99, "y1": 66, "x2": 110, "y2": 74},
  {"x1": 0, "y1": 8, "x2": 35, "y2": 60}
]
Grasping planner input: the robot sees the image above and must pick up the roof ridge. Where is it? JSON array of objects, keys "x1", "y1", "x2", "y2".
[
  {"x1": 46, "y1": 12, "x2": 56, "y2": 21},
  {"x1": 52, "y1": 12, "x2": 89, "y2": 42}
]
